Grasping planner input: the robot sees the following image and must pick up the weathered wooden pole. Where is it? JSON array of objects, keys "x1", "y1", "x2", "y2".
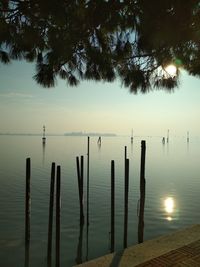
[
  {"x1": 124, "y1": 146, "x2": 127, "y2": 161},
  {"x1": 123, "y1": 158, "x2": 129, "y2": 249},
  {"x1": 47, "y1": 162, "x2": 56, "y2": 266},
  {"x1": 56, "y1": 166, "x2": 61, "y2": 267},
  {"x1": 140, "y1": 141, "x2": 146, "y2": 187},
  {"x1": 25, "y1": 158, "x2": 31, "y2": 244},
  {"x1": 80, "y1": 156, "x2": 84, "y2": 224},
  {"x1": 76, "y1": 156, "x2": 84, "y2": 224},
  {"x1": 110, "y1": 160, "x2": 115, "y2": 253},
  {"x1": 87, "y1": 137, "x2": 90, "y2": 226},
  {"x1": 138, "y1": 140, "x2": 146, "y2": 243},
  {"x1": 25, "y1": 158, "x2": 31, "y2": 267},
  {"x1": 86, "y1": 137, "x2": 90, "y2": 261}
]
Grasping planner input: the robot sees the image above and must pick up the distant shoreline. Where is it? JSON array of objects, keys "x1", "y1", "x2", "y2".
[
  {"x1": 64, "y1": 132, "x2": 116, "y2": 137},
  {"x1": 0, "y1": 132, "x2": 117, "y2": 137}
]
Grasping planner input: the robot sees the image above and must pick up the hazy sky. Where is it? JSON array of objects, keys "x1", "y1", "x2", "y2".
[{"x1": 0, "y1": 60, "x2": 200, "y2": 136}]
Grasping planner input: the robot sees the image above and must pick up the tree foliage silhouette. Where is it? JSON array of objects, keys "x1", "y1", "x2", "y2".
[{"x1": 1, "y1": 0, "x2": 200, "y2": 93}]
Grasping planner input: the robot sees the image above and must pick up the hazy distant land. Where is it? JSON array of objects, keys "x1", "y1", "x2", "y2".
[
  {"x1": 64, "y1": 132, "x2": 116, "y2": 137},
  {"x1": 0, "y1": 132, "x2": 117, "y2": 137}
]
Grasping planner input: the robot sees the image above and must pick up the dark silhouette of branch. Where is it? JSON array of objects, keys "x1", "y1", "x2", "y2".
[{"x1": 1, "y1": 0, "x2": 200, "y2": 93}]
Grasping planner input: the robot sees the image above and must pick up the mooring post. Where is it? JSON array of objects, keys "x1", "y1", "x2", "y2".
[
  {"x1": 87, "y1": 137, "x2": 90, "y2": 227},
  {"x1": 76, "y1": 156, "x2": 81, "y2": 220},
  {"x1": 80, "y1": 156, "x2": 84, "y2": 224},
  {"x1": 111, "y1": 160, "x2": 115, "y2": 253},
  {"x1": 76, "y1": 156, "x2": 84, "y2": 224},
  {"x1": 124, "y1": 146, "x2": 127, "y2": 161},
  {"x1": 123, "y1": 158, "x2": 129, "y2": 249},
  {"x1": 56, "y1": 166, "x2": 61, "y2": 267},
  {"x1": 25, "y1": 158, "x2": 31, "y2": 245},
  {"x1": 140, "y1": 141, "x2": 146, "y2": 188},
  {"x1": 47, "y1": 162, "x2": 56, "y2": 266},
  {"x1": 25, "y1": 158, "x2": 31, "y2": 267},
  {"x1": 86, "y1": 137, "x2": 90, "y2": 261},
  {"x1": 138, "y1": 140, "x2": 146, "y2": 243}
]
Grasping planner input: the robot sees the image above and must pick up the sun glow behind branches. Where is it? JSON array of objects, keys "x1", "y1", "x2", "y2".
[{"x1": 165, "y1": 64, "x2": 177, "y2": 77}]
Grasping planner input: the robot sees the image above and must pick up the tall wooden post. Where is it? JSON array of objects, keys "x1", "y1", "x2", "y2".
[
  {"x1": 123, "y1": 158, "x2": 129, "y2": 248},
  {"x1": 87, "y1": 137, "x2": 90, "y2": 227},
  {"x1": 111, "y1": 160, "x2": 115, "y2": 253},
  {"x1": 25, "y1": 158, "x2": 31, "y2": 244},
  {"x1": 47, "y1": 162, "x2": 55, "y2": 266},
  {"x1": 25, "y1": 158, "x2": 31, "y2": 267},
  {"x1": 76, "y1": 156, "x2": 84, "y2": 224},
  {"x1": 138, "y1": 140, "x2": 146, "y2": 243},
  {"x1": 86, "y1": 137, "x2": 90, "y2": 261},
  {"x1": 56, "y1": 166, "x2": 61, "y2": 267}
]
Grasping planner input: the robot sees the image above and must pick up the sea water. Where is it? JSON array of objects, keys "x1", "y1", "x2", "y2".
[{"x1": 0, "y1": 135, "x2": 200, "y2": 267}]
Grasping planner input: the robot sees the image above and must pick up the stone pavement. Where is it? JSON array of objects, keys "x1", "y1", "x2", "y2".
[{"x1": 137, "y1": 239, "x2": 200, "y2": 266}]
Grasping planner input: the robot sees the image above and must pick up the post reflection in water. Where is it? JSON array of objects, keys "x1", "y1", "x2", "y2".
[
  {"x1": 97, "y1": 142, "x2": 101, "y2": 151},
  {"x1": 138, "y1": 141, "x2": 146, "y2": 244},
  {"x1": 24, "y1": 242, "x2": 30, "y2": 267},
  {"x1": 42, "y1": 142, "x2": 46, "y2": 165},
  {"x1": 187, "y1": 141, "x2": 189, "y2": 154},
  {"x1": 164, "y1": 197, "x2": 175, "y2": 221},
  {"x1": 75, "y1": 223, "x2": 84, "y2": 264},
  {"x1": 137, "y1": 177, "x2": 146, "y2": 244}
]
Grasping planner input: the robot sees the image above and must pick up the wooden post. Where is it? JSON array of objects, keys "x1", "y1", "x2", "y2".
[
  {"x1": 56, "y1": 166, "x2": 61, "y2": 267},
  {"x1": 87, "y1": 137, "x2": 90, "y2": 226},
  {"x1": 25, "y1": 158, "x2": 31, "y2": 267},
  {"x1": 123, "y1": 158, "x2": 129, "y2": 248},
  {"x1": 80, "y1": 156, "x2": 84, "y2": 224},
  {"x1": 25, "y1": 158, "x2": 31, "y2": 244},
  {"x1": 86, "y1": 137, "x2": 90, "y2": 261},
  {"x1": 76, "y1": 156, "x2": 84, "y2": 224},
  {"x1": 138, "y1": 140, "x2": 146, "y2": 243},
  {"x1": 140, "y1": 141, "x2": 146, "y2": 187},
  {"x1": 124, "y1": 146, "x2": 127, "y2": 161},
  {"x1": 111, "y1": 160, "x2": 115, "y2": 253},
  {"x1": 47, "y1": 162, "x2": 56, "y2": 266}
]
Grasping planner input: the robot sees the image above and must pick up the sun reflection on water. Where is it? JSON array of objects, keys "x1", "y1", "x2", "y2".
[{"x1": 164, "y1": 197, "x2": 175, "y2": 221}]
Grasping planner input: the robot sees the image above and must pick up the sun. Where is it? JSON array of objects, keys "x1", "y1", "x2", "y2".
[{"x1": 165, "y1": 64, "x2": 177, "y2": 77}]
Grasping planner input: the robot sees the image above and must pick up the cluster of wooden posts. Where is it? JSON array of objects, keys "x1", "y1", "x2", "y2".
[{"x1": 25, "y1": 138, "x2": 146, "y2": 267}]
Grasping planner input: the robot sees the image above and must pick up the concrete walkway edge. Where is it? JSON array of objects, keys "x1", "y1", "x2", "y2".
[{"x1": 73, "y1": 224, "x2": 200, "y2": 267}]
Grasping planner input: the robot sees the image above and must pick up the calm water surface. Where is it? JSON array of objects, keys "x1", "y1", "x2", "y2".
[{"x1": 0, "y1": 136, "x2": 200, "y2": 267}]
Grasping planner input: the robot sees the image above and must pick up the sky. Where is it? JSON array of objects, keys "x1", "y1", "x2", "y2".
[{"x1": 0, "y1": 60, "x2": 200, "y2": 136}]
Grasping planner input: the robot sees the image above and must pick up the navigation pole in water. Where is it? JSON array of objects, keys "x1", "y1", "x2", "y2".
[
  {"x1": 42, "y1": 125, "x2": 46, "y2": 144},
  {"x1": 167, "y1": 129, "x2": 169, "y2": 143},
  {"x1": 131, "y1": 129, "x2": 133, "y2": 143}
]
